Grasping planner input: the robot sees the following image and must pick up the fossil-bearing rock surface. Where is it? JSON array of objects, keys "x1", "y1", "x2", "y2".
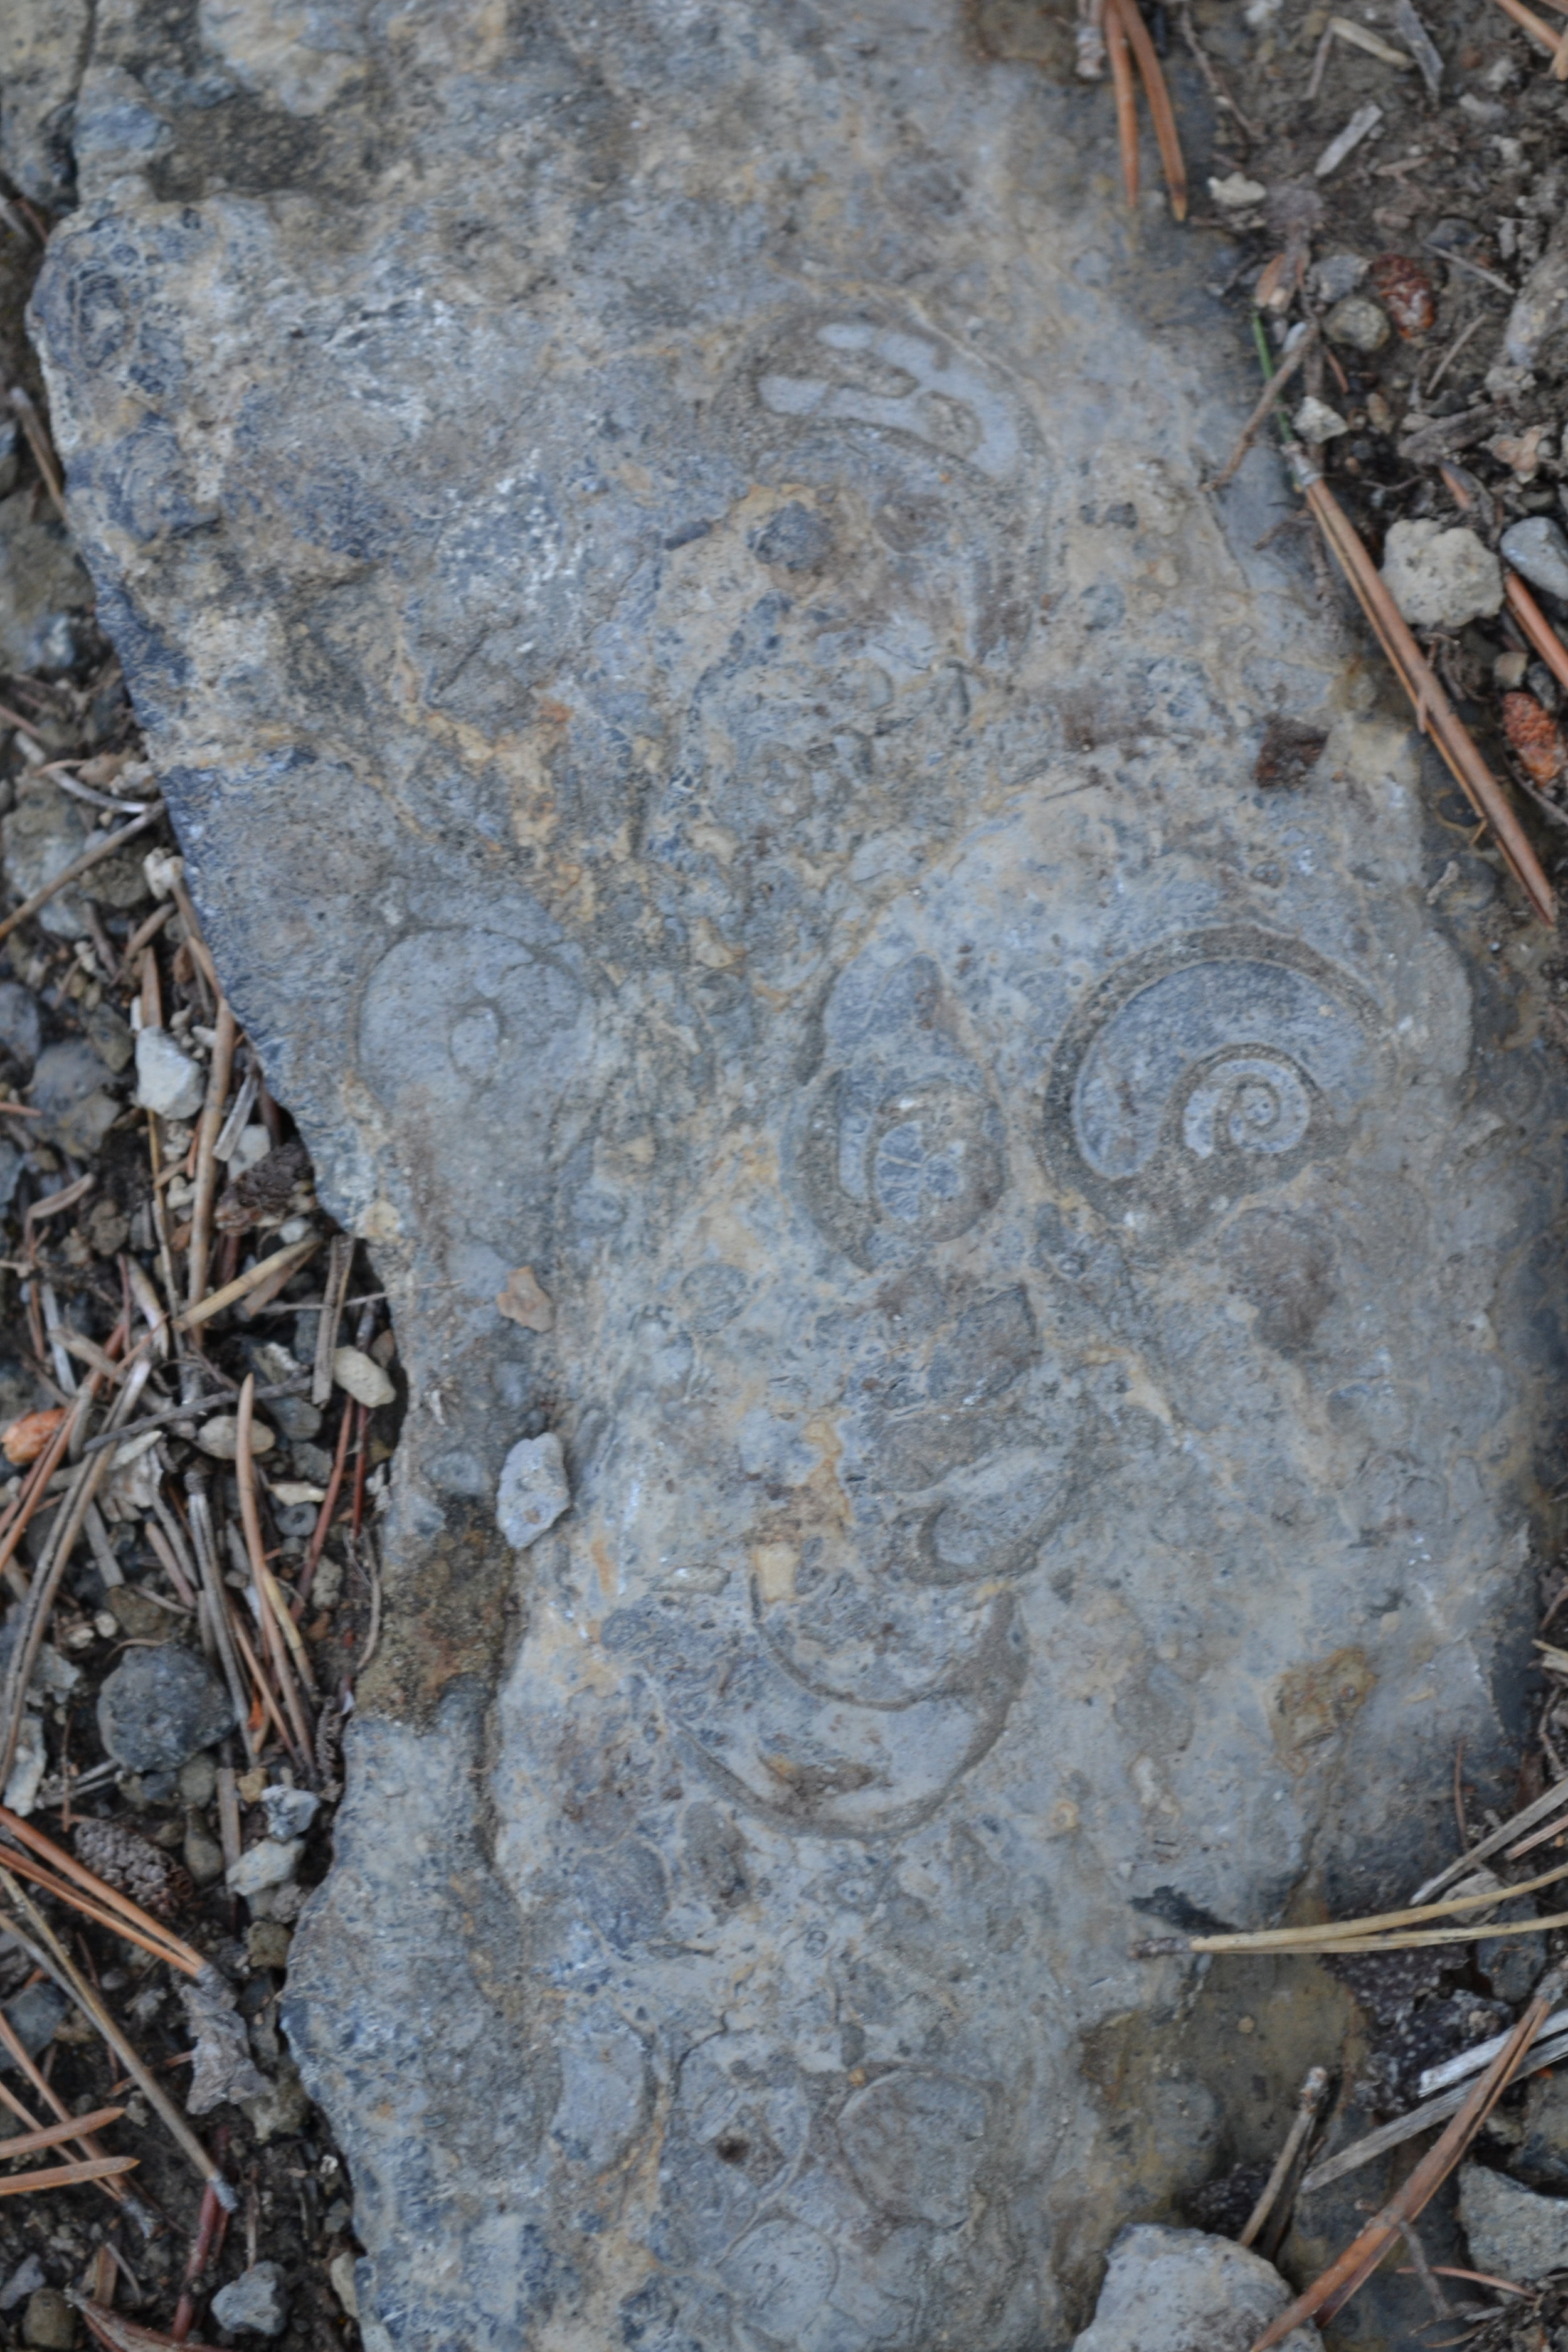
[{"x1": 18, "y1": 2, "x2": 1568, "y2": 2344}]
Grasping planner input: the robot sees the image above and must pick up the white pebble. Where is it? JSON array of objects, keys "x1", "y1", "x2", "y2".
[
  {"x1": 194, "y1": 1415, "x2": 274, "y2": 1461},
  {"x1": 134, "y1": 1026, "x2": 206, "y2": 1120},
  {"x1": 1381, "y1": 519, "x2": 1503, "y2": 629},
  {"x1": 226, "y1": 1836, "x2": 303, "y2": 1897}
]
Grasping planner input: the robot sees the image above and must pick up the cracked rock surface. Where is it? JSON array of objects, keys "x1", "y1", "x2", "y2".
[{"x1": 16, "y1": 2, "x2": 1568, "y2": 2344}]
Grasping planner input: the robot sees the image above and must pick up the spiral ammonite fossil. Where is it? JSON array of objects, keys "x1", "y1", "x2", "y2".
[{"x1": 1042, "y1": 926, "x2": 1384, "y2": 1246}]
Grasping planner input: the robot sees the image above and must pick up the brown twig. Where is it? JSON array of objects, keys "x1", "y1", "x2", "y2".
[
  {"x1": 1505, "y1": 571, "x2": 1568, "y2": 698},
  {"x1": 6, "y1": 388, "x2": 66, "y2": 524},
  {"x1": 1252, "y1": 1959, "x2": 1568, "y2": 2346},
  {"x1": 171, "y1": 2173, "x2": 228, "y2": 2344},
  {"x1": 1490, "y1": 0, "x2": 1564, "y2": 56},
  {"x1": 0, "y1": 1804, "x2": 205, "y2": 1974},
  {"x1": 1414, "y1": 1770, "x2": 1568, "y2": 1904},
  {"x1": 1299, "y1": 2038, "x2": 1568, "y2": 2190},
  {"x1": 0, "y1": 2005, "x2": 129, "y2": 2209},
  {"x1": 1291, "y1": 451, "x2": 1555, "y2": 922},
  {"x1": 0, "y1": 2104, "x2": 125, "y2": 2160},
  {"x1": 312, "y1": 1235, "x2": 354, "y2": 1408},
  {"x1": 71, "y1": 2297, "x2": 225, "y2": 2352},
  {"x1": 0, "y1": 810, "x2": 164, "y2": 948},
  {"x1": 0, "y1": 1867, "x2": 230, "y2": 2203},
  {"x1": 78, "y1": 1379, "x2": 308, "y2": 1457},
  {"x1": 295, "y1": 1396, "x2": 355, "y2": 1616},
  {"x1": 1210, "y1": 327, "x2": 1320, "y2": 490},
  {"x1": 0, "y1": 2156, "x2": 137, "y2": 2195},
  {"x1": 1108, "y1": 0, "x2": 1188, "y2": 219},
  {"x1": 1396, "y1": 2219, "x2": 1453, "y2": 2320},
  {"x1": 181, "y1": 1473, "x2": 260, "y2": 1765},
  {"x1": 1239, "y1": 2066, "x2": 1329, "y2": 2252},
  {"x1": 177, "y1": 1235, "x2": 319, "y2": 1331},
  {"x1": 0, "y1": 1334, "x2": 151, "y2": 1793},
  {"x1": 1106, "y1": 0, "x2": 1139, "y2": 209},
  {"x1": 1177, "y1": 0, "x2": 1259, "y2": 137},
  {"x1": 186, "y1": 1000, "x2": 236, "y2": 1316},
  {"x1": 236, "y1": 1377, "x2": 318, "y2": 1747}
]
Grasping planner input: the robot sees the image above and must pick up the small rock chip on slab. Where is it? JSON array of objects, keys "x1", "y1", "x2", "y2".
[
  {"x1": 226, "y1": 1835, "x2": 304, "y2": 1897},
  {"x1": 134, "y1": 1024, "x2": 205, "y2": 1119},
  {"x1": 495, "y1": 1431, "x2": 571, "y2": 1550},
  {"x1": 97, "y1": 1645, "x2": 236, "y2": 1772},
  {"x1": 496, "y1": 1264, "x2": 556, "y2": 1332},
  {"x1": 1070, "y1": 2225, "x2": 1322, "y2": 2351},
  {"x1": 1459, "y1": 2163, "x2": 1568, "y2": 2280},
  {"x1": 194, "y1": 1413, "x2": 275, "y2": 1459},
  {"x1": 209, "y1": 2262, "x2": 290, "y2": 2339},
  {"x1": 331, "y1": 1345, "x2": 395, "y2": 1408},
  {"x1": 1501, "y1": 516, "x2": 1568, "y2": 603},
  {"x1": 1381, "y1": 519, "x2": 1504, "y2": 629}
]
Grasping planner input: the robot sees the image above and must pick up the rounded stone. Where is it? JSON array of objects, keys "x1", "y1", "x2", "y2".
[
  {"x1": 209, "y1": 2262, "x2": 289, "y2": 2338},
  {"x1": 21, "y1": 2287, "x2": 76, "y2": 2350},
  {"x1": 1380, "y1": 519, "x2": 1504, "y2": 628},
  {"x1": 1325, "y1": 293, "x2": 1391, "y2": 352},
  {"x1": 133, "y1": 1025, "x2": 206, "y2": 1120},
  {"x1": 97, "y1": 1644, "x2": 236, "y2": 1772},
  {"x1": 1501, "y1": 514, "x2": 1568, "y2": 603}
]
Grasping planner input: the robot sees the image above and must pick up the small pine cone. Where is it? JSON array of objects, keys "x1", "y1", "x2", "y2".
[
  {"x1": 73, "y1": 1818, "x2": 194, "y2": 1923},
  {"x1": 1502, "y1": 691, "x2": 1565, "y2": 788},
  {"x1": 1370, "y1": 253, "x2": 1437, "y2": 339}
]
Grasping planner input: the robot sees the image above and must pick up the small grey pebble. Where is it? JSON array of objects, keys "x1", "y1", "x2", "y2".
[
  {"x1": 210, "y1": 2261, "x2": 290, "y2": 2338},
  {"x1": 0, "y1": 983, "x2": 41, "y2": 1070},
  {"x1": 1501, "y1": 514, "x2": 1568, "y2": 603},
  {"x1": 0, "y1": 1984, "x2": 67, "y2": 2072},
  {"x1": 177, "y1": 1751, "x2": 218, "y2": 1807},
  {"x1": 98, "y1": 1646, "x2": 238, "y2": 1772},
  {"x1": 261, "y1": 1784, "x2": 320, "y2": 1840}
]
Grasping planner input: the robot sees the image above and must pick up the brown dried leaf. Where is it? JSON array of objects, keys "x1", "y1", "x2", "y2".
[{"x1": 2, "y1": 1408, "x2": 67, "y2": 1468}]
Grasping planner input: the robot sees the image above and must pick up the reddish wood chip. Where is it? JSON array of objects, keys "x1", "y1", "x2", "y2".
[
  {"x1": 1502, "y1": 690, "x2": 1567, "y2": 788},
  {"x1": 1370, "y1": 253, "x2": 1437, "y2": 338},
  {"x1": 1, "y1": 1407, "x2": 68, "y2": 1468}
]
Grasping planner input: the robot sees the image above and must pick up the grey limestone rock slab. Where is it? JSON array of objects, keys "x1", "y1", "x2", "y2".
[{"x1": 24, "y1": 2, "x2": 1568, "y2": 2345}]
